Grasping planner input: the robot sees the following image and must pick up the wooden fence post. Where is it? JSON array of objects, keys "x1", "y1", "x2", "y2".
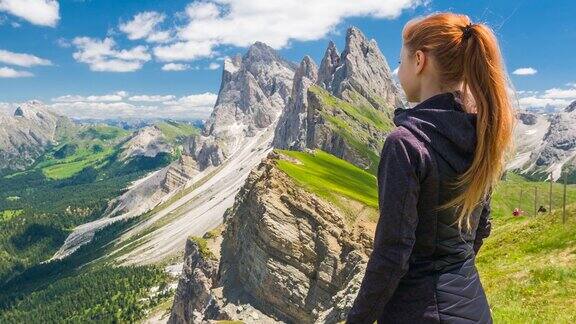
[
  {"x1": 534, "y1": 186, "x2": 538, "y2": 216},
  {"x1": 563, "y1": 171, "x2": 567, "y2": 224},
  {"x1": 519, "y1": 188, "x2": 523, "y2": 212},
  {"x1": 549, "y1": 174, "x2": 553, "y2": 215}
]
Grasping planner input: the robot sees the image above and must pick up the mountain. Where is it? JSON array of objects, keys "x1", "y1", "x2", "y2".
[
  {"x1": 0, "y1": 101, "x2": 74, "y2": 173},
  {"x1": 508, "y1": 101, "x2": 576, "y2": 181},
  {"x1": 169, "y1": 149, "x2": 377, "y2": 323},
  {"x1": 273, "y1": 27, "x2": 402, "y2": 173},
  {"x1": 51, "y1": 41, "x2": 297, "y2": 265},
  {"x1": 169, "y1": 26, "x2": 406, "y2": 323},
  {"x1": 190, "y1": 41, "x2": 296, "y2": 170}
]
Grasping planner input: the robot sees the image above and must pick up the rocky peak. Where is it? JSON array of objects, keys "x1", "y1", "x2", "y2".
[
  {"x1": 0, "y1": 101, "x2": 73, "y2": 173},
  {"x1": 244, "y1": 41, "x2": 285, "y2": 66},
  {"x1": 193, "y1": 41, "x2": 295, "y2": 167},
  {"x1": 317, "y1": 26, "x2": 403, "y2": 111},
  {"x1": 294, "y1": 55, "x2": 319, "y2": 94},
  {"x1": 272, "y1": 56, "x2": 318, "y2": 150},
  {"x1": 317, "y1": 41, "x2": 340, "y2": 91}
]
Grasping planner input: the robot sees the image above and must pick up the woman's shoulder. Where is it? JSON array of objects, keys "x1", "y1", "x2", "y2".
[
  {"x1": 382, "y1": 125, "x2": 432, "y2": 177},
  {"x1": 384, "y1": 125, "x2": 428, "y2": 155}
]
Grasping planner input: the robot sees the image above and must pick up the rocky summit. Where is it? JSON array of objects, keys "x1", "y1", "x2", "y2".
[
  {"x1": 0, "y1": 101, "x2": 73, "y2": 173},
  {"x1": 274, "y1": 26, "x2": 402, "y2": 173},
  {"x1": 190, "y1": 42, "x2": 296, "y2": 170}
]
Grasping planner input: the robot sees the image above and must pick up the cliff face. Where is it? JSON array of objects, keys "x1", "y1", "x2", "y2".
[
  {"x1": 272, "y1": 56, "x2": 318, "y2": 151},
  {"x1": 190, "y1": 42, "x2": 295, "y2": 170},
  {"x1": 0, "y1": 101, "x2": 74, "y2": 173},
  {"x1": 170, "y1": 150, "x2": 377, "y2": 323},
  {"x1": 273, "y1": 27, "x2": 402, "y2": 173}
]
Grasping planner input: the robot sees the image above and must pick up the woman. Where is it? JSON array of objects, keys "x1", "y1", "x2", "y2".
[{"x1": 346, "y1": 12, "x2": 515, "y2": 324}]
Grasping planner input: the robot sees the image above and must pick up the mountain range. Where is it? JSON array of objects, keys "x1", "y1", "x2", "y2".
[{"x1": 1, "y1": 24, "x2": 573, "y2": 324}]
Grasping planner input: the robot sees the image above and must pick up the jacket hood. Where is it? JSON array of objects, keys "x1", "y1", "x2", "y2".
[{"x1": 393, "y1": 91, "x2": 477, "y2": 173}]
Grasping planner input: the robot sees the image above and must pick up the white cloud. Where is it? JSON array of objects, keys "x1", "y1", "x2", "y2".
[
  {"x1": 163, "y1": 92, "x2": 218, "y2": 108},
  {"x1": 154, "y1": 40, "x2": 215, "y2": 62},
  {"x1": 0, "y1": 49, "x2": 52, "y2": 67},
  {"x1": 517, "y1": 83, "x2": 576, "y2": 110},
  {"x1": 52, "y1": 91, "x2": 128, "y2": 102},
  {"x1": 392, "y1": 67, "x2": 399, "y2": 75},
  {"x1": 153, "y1": 0, "x2": 424, "y2": 61},
  {"x1": 0, "y1": 0, "x2": 59, "y2": 27},
  {"x1": 72, "y1": 37, "x2": 151, "y2": 72},
  {"x1": 119, "y1": 11, "x2": 171, "y2": 43},
  {"x1": 45, "y1": 92, "x2": 217, "y2": 119},
  {"x1": 207, "y1": 62, "x2": 220, "y2": 70},
  {"x1": 129, "y1": 95, "x2": 175, "y2": 102},
  {"x1": 161, "y1": 63, "x2": 190, "y2": 71},
  {"x1": 512, "y1": 67, "x2": 537, "y2": 75},
  {"x1": 0, "y1": 66, "x2": 33, "y2": 78},
  {"x1": 517, "y1": 96, "x2": 571, "y2": 111},
  {"x1": 541, "y1": 87, "x2": 576, "y2": 99}
]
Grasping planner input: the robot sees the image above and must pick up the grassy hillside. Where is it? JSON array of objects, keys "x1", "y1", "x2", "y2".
[
  {"x1": 0, "y1": 121, "x2": 202, "y2": 322},
  {"x1": 476, "y1": 172, "x2": 576, "y2": 323},
  {"x1": 477, "y1": 208, "x2": 576, "y2": 323},
  {"x1": 155, "y1": 120, "x2": 200, "y2": 143},
  {"x1": 308, "y1": 85, "x2": 395, "y2": 174},
  {"x1": 274, "y1": 148, "x2": 378, "y2": 224}
]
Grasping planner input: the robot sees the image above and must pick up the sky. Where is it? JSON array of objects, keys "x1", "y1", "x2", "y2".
[{"x1": 0, "y1": 0, "x2": 575, "y2": 120}]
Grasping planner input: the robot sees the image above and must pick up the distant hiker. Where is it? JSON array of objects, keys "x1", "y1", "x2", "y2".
[
  {"x1": 346, "y1": 12, "x2": 515, "y2": 324},
  {"x1": 538, "y1": 205, "x2": 547, "y2": 213}
]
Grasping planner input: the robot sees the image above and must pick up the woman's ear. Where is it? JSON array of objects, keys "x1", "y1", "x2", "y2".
[{"x1": 415, "y1": 49, "x2": 426, "y2": 75}]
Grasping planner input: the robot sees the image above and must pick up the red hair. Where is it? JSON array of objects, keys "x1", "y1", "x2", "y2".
[{"x1": 402, "y1": 12, "x2": 516, "y2": 231}]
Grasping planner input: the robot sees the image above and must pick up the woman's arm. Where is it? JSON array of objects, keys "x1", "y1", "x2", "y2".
[
  {"x1": 346, "y1": 128, "x2": 423, "y2": 324},
  {"x1": 473, "y1": 193, "x2": 492, "y2": 254}
]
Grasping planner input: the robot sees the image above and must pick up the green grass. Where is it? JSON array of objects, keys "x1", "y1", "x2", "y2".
[
  {"x1": 189, "y1": 236, "x2": 216, "y2": 261},
  {"x1": 274, "y1": 149, "x2": 378, "y2": 223},
  {"x1": 474, "y1": 172, "x2": 576, "y2": 322},
  {"x1": 41, "y1": 146, "x2": 115, "y2": 179},
  {"x1": 477, "y1": 208, "x2": 576, "y2": 323},
  {"x1": 155, "y1": 120, "x2": 200, "y2": 142},
  {"x1": 79, "y1": 124, "x2": 130, "y2": 141},
  {"x1": 0, "y1": 209, "x2": 23, "y2": 222}
]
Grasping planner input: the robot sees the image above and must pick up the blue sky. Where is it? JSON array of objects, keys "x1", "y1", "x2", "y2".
[{"x1": 0, "y1": 0, "x2": 575, "y2": 119}]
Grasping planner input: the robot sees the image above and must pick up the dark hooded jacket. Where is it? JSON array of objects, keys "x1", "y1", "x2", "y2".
[{"x1": 346, "y1": 91, "x2": 493, "y2": 324}]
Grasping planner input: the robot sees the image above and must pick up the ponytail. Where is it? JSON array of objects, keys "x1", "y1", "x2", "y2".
[{"x1": 403, "y1": 13, "x2": 516, "y2": 232}]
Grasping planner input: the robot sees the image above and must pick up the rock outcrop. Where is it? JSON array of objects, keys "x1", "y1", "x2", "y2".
[
  {"x1": 0, "y1": 101, "x2": 74, "y2": 173},
  {"x1": 170, "y1": 151, "x2": 376, "y2": 323},
  {"x1": 169, "y1": 238, "x2": 221, "y2": 324}
]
